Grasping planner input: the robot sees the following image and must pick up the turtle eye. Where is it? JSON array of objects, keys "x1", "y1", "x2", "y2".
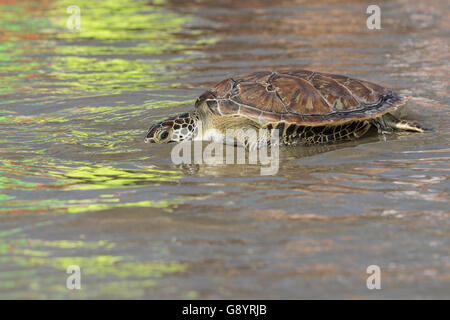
[
  {"x1": 160, "y1": 131, "x2": 169, "y2": 140},
  {"x1": 156, "y1": 129, "x2": 171, "y2": 142}
]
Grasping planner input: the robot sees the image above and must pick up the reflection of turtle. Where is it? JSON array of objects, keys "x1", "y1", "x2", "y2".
[{"x1": 145, "y1": 70, "x2": 424, "y2": 148}]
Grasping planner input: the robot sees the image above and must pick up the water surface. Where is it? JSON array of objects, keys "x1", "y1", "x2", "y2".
[{"x1": 0, "y1": 0, "x2": 449, "y2": 299}]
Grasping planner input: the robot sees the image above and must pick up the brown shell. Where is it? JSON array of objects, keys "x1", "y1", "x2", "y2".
[{"x1": 196, "y1": 70, "x2": 406, "y2": 126}]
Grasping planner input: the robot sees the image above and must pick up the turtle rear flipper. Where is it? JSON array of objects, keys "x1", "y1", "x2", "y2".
[
  {"x1": 372, "y1": 113, "x2": 425, "y2": 133},
  {"x1": 384, "y1": 113, "x2": 425, "y2": 133},
  {"x1": 390, "y1": 120, "x2": 425, "y2": 133}
]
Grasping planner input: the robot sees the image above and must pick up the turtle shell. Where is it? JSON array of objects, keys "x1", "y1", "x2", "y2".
[{"x1": 196, "y1": 70, "x2": 406, "y2": 126}]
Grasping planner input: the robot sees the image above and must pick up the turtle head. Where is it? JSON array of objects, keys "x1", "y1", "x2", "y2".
[{"x1": 145, "y1": 112, "x2": 198, "y2": 144}]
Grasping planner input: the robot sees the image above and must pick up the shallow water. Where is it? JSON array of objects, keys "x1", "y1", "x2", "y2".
[{"x1": 0, "y1": 0, "x2": 449, "y2": 299}]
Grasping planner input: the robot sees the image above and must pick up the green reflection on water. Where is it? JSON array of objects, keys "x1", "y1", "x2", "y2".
[
  {"x1": 43, "y1": 0, "x2": 196, "y2": 95},
  {"x1": 59, "y1": 165, "x2": 181, "y2": 190},
  {"x1": 63, "y1": 99, "x2": 196, "y2": 121},
  {"x1": 0, "y1": 0, "x2": 207, "y2": 98},
  {"x1": 0, "y1": 238, "x2": 187, "y2": 298},
  {"x1": 0, "y1": 0, "x2": 203, "y2": 215},
  {"x1": 66, "y1": 198, "x2": 185, "y2": 214},
  {"x1": 0, "y1": 0, "x2": 202, "y2": 299},
  {"x1": 0, "y1": 157, "x2": 186, "y2": 214},
  {"x1": 49, "y1": 0, "x2": 188, "y2": 42}
]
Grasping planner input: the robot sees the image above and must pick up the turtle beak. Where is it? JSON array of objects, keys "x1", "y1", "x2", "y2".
[{"x1": 145, "y1": 123, "x2": 160, "y2": 143}]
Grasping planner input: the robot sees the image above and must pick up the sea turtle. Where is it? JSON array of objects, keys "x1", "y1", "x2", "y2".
[{"x1": 145, "y1": 70, "x2": 423, "y2": 148}]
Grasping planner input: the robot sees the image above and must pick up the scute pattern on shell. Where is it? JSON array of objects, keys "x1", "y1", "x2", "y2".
[{"x1": 195, "y1": 69, "x2": 406, "y2": 126}]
